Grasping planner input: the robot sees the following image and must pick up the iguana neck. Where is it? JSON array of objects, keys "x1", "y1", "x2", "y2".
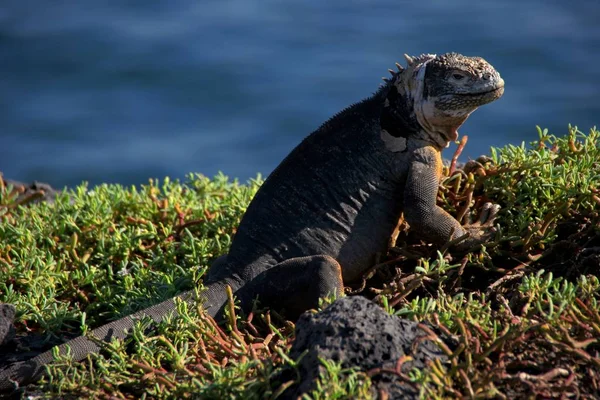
[
  {"x1": 380, "y1": 82, "x2": 421, "y2": 140},
  {"x1": 378, "y1": 80, "x2": 447, "y2": 153},
  {"x1": 380, "y1": 58, "x2": 452, "y2": 151}
]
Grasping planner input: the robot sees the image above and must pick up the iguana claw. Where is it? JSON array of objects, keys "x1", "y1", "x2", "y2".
[{"x1": 456, "y1": 202, "x2": 501, "y2": 251}]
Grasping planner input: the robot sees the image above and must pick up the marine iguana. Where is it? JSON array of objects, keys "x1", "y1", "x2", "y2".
[{"x1": 0, "y1": 52, "x2": 504, "y2": 391}]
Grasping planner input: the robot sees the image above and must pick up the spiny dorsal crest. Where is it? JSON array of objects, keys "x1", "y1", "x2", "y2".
[
  {"x1": 381, "y1": 53, "x2": 436, "y2": 84},
  {"x1": 403, "y1": 53, "x2": 436, "y2": 67}
]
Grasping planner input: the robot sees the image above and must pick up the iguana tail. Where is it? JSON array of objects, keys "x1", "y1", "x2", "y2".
[{"x1": 0, "y1": 281, "x2": 230, "y2": 392}]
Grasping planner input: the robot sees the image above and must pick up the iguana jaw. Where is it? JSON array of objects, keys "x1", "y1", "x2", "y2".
[
  {"x1": 416, "y1": 98, "x2": 470, "y2": 143},
  {"x1": 424, "y1": 82, "x2": 505, "y2": 143}
]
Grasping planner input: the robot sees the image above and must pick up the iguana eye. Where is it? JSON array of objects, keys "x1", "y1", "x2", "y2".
[{"x1": 452, "y1": 73, "x2": 465, "y2": 80}]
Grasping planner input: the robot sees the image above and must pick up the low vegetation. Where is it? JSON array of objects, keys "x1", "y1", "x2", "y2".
[{"x1": 1, "y1": 126, "x2": 599, "y2": 399}]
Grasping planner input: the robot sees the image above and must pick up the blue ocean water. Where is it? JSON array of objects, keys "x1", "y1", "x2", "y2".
[{"x1": 1, "y1": 0, "x2": 599, "y2": 187}]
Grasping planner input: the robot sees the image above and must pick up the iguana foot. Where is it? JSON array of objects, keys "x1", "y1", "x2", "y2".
[
  {"x1": 456, "y1": 202, "x2": 501, "y2": 251},
  {"x1": 462, "y1": 155, "x2": 494, "y2": 176},
  {"x1": 238, "y1": 255, "x2": 344, "y2": 320}
]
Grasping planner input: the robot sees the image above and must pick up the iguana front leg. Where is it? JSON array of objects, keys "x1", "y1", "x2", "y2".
[{"x1": 403, "y1": 146, "x2": 498, "y2": 250}]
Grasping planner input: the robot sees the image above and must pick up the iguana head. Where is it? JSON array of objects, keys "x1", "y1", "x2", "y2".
[{"x1": 381, "y1": 52, "x2": 504, "y2": 150}]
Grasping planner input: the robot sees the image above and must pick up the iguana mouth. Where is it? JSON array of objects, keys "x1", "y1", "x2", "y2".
[{"x1": 455, "y1": 86, "x2": 504, "y2": 97}]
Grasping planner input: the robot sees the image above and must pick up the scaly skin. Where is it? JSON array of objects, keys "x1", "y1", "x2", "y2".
[{"x1": 0, "y1": 52, "x2": 504, "y2": 392}]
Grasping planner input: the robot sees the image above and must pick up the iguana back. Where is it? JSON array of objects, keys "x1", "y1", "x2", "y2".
[{"x1": 212, "y1": 93, "x2": 408, "y2": 286}]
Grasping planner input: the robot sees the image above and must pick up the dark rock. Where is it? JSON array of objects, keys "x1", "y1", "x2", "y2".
[
  {"x1": 2, "y1": 179, "x2": 62, "y2": 204},
  {"x1": 0, "y1": 304, "x2": 67, "y2": 369},
  {"x1": 0, "y1": 304, "x2": 16, "y2": 347},
  {"x1": 284, "y1": 296, "x2": 453, "y2": 399}
]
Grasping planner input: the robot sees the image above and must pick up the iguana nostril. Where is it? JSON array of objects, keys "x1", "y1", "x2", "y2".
[{"x1": 483, "y1": 73, "x2": 491, "y2": 80}]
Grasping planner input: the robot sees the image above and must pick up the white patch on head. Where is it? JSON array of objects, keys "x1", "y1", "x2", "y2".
[
  {"x1": 380, "y1": 129, "x2": 407, "y2": 152},
  {"x1": 395, "y1": 55, "x2": 434, "y2": 104},
  {"x1": 386, "y1": 53, "x2": 457, "y2": 149},
  {"x1": 405, "y1": 57, "x2": 455, "y2": 148},
  {"x1": 415, "y1": 61, "x2": 429, "y2": 85},
  {"x1": 415, "y1": 97, "x2": 459, "y2": 147},
  {"x1": 415, "y1": 98, "x2": 436, "y2": 133}
]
